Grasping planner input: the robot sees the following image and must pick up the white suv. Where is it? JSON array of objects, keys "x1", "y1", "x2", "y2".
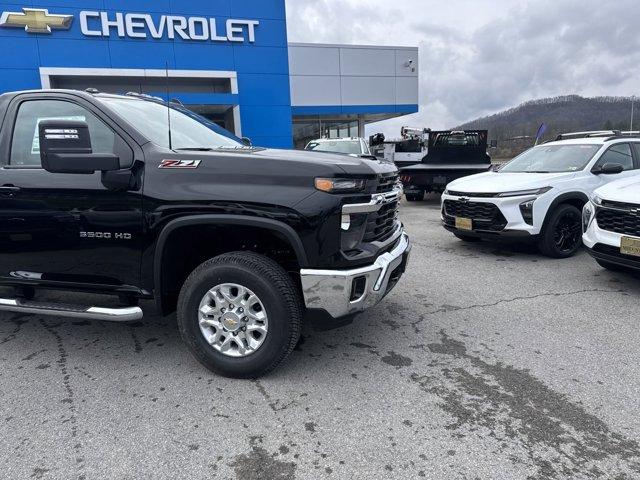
[
  {"x1": 583, "y1": 177, "x2": 640, "y2": 272},
  {"x1": 441, "y1": 132, "x2": 640, "y2": 257}
]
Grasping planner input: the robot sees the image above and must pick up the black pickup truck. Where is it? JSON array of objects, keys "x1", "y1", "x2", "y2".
[
  {"x1": 0, "y1": 90, "x2": 410, "y2": 378},
  {"x1": 399, "y1": 130, "x2": 492, "y2": 201}
]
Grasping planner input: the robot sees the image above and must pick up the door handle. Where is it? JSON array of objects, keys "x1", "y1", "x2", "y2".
[{"x1": 0, "y1": 185, "x2": 21, "y2": 195}]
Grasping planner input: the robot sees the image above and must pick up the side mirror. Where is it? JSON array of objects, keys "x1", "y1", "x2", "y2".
[
  {"x1": 39, "y1": 120, "x2": 121, "y2": 174},
  {"x1": 241, "y1": 137, "x2": 252, "y2": 147},
  {"x1": 593, "y1": 163, "x2": 624, "y2": 175}
]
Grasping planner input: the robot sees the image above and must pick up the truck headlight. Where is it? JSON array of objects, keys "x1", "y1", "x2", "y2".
[{"x1": 315, "y1": 178, "x2": 366, "y2": 193}]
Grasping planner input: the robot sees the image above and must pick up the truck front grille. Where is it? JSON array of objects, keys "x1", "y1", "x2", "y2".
[
  {"x1": 443, "y1": 200, "x2": 507, "y2": 231},
  {"x1": 376, "y1": 173, "x2": 399, "y2": 193},
  {"x1": 364, "y1": 201, "x2": 399, "y2": 243},
  {"x1": 596, "y1": 207, "x2": 640, "y2": 237}
]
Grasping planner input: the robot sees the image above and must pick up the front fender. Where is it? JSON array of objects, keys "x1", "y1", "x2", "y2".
[{"x1": 149, "y1": 214, "x2": 309, "y2": 315}]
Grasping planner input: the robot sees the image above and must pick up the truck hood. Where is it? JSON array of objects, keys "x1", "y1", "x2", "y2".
[
  {"x1": 594, "y1": 177, "x2": 640, "y2": 204},
  {"x1": 447, "y1": 171, "x2": 575, "y2": 193},
  {"x1": 241, "y1": 147, "x2": 398, "y2": 176}
]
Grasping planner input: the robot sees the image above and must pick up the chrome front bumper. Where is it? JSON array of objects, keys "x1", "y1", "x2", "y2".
[{"x1": 300, "y1": 233, "x2": 411, "y2": 319}]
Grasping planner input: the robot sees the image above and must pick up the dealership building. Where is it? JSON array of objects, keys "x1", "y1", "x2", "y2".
[{"x1": 0, "y1": 0, "x2": 418, "y2": 148}]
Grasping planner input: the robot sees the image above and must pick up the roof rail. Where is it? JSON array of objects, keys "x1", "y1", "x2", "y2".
[
  {"x1": 555, "y1": 131, "x2": 615, "y2": 141},
  {"x1": 124, "y1": 91, "x2": 165, "y2": 102},
  {"x1": 555, "y1": 130, "x2": 640, "y2": 141},
  {"x1": 604, "y1": 133, "x2": 640, "y2": 141}
]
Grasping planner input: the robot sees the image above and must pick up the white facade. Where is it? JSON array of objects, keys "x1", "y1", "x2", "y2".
[{"x1": 288, "y1": 43, "x2": 419, "y2": 110}]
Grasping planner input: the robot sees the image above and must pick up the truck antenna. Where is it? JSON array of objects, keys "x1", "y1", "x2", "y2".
[{"x1": 165, "y1": 61, "x2": 173, "y2": 151}]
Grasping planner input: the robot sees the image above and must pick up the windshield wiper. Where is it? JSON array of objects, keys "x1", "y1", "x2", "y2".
[
  {"x1": 174, "y1": 147, "x2": 215, "y2": 152},
  {"x1": 175, "y1": 146, "x2": 257, "y2": 152},
  {"x1": 525, "y1": 170, "x2": 551, "y2": 173}
]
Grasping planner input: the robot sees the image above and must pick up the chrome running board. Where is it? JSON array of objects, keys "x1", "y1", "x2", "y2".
[{"x1": 0, "y1": 298, "x2": 143, "y2": 322}]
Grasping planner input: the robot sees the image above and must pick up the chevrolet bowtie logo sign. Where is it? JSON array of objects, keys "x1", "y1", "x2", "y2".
[{"x1": 0, "y1": 8, "x2": 73, "y2": 34}]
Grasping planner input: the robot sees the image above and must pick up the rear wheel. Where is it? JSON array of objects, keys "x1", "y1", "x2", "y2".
[
  {"x1": 177, "y1": 252, "x2": 302, "y2": 378},
  {"x1": 406, "y1": 191, "x2": 424, "y2": 202},
  {"x1": 453, "y1": 232, "x2": 481, "y2": 242},
  {"x1": 538, "y1": 204, "x2": 583, "y2": 258}
]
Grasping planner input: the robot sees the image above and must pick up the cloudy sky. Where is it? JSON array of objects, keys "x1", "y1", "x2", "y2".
[{"x1": 285, "y1": 0, "x2": 640, "y2": 135}]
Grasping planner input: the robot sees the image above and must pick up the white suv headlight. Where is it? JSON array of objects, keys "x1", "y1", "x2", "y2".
[
  {"x1": 496, "y1": 186, "x2": 553, "y2": 198},
  {"x1": 591, "y1": 194, "x2": 603, "y2": 206}
]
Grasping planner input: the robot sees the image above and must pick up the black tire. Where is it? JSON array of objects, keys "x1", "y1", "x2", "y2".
[
  {"x1": 406, "y1": 192, "x2": 424, "y2": 202},
  {"x1": 538, "y1": 204, "x2": 583, "y2": 258},
  {"x1": 177, "y1": 252, "x2": 302, "y2": 378},
  {"x1": 453, "y1": 232, "x2": 481, "y2": 242},
  {"x1": 596, "y1": 259, "x2": 630, "y2": 273}
]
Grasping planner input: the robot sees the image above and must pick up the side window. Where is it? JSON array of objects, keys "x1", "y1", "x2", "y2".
[
  {"x1": 632, "y1": 143, "x2": 640, "y2": 168},
  {"x1": 9, "y1": 100, "x2": 125, "y2": 167},
  {"x1": 361, "y1": 139, "x2": 371, "y2": 155},
  {"x1": 594, "y1": 143, "x2": 634, "y2": 171}
]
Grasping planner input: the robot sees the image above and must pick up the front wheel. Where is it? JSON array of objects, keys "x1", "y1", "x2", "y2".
[
  {"x1": 177, "y1": 252, "x2": 302, "y2": 378},
  {"x1": 538, "y1": 204, "x2": 583, "y2": 258}
]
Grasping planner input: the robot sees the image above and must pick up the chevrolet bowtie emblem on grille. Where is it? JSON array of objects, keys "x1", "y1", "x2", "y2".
[{"x1": 0, "y1": 8, "x2": 73, "y2": 34}]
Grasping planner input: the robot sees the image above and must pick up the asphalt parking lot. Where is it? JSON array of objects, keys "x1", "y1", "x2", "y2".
[{"x1": 1, "y1": 197, "x2": 639, "y2": 480}]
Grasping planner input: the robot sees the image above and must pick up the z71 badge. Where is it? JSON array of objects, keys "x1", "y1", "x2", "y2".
[{"x1": 159, "y1": 159, "x2": 202, "y2": 169}]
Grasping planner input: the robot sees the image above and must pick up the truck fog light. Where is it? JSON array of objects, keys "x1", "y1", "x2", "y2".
[
  {"x1": 350, "y1": 276, "x2": 367, "y2": 301},
  {"x1": 341, "y1": 214, "x2": 351, "y2": 231},
  {"x1": 519, "y1": 200, "x2": 535, "y2": 226},
  {"x1": 341, "y1": 214, "x2": 367, "y2": 251}
]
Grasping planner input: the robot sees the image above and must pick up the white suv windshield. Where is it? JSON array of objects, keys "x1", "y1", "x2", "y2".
[
  {"x1": 307, "y1": 140, "x2": 361, "y2": 155},
  {"x1": 500, "y1": 144, "x2": 601, "y2": 173},
  {"x1": 99, "y1": 97, "x2": 242, "y2": 150}
]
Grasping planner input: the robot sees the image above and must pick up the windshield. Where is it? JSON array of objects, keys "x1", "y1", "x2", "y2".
[
  {"x1": 500, "y1": 144, "x2": 601, "y2": 173},
  {"x1": 98, "y1": 97, "x2": 243, "y2": 150},
  {"x1": 306, "y1": 140, "x2": 362, "y2": 155}
]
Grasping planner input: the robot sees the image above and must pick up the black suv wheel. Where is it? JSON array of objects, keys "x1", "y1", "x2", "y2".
[
  {"x1": 538, "y1": 204, "x2": 583, "y2": 258},
  {"x1": 177, "y1": 252, "x2": 302, "y2": 378}
]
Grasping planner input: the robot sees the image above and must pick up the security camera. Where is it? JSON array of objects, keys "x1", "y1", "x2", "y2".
[{"x1": 405, "y1": 60, "x2": 415, "y2": 72}]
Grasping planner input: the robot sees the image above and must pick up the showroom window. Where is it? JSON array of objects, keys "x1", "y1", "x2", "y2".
[{"x1": 293, "y1": 117, "x2": 359, "y2": 149}]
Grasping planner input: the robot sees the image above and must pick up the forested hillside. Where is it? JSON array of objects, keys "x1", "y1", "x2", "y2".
[{"x1": 455, "y1": 95, "x2": 637, "y2": 159}]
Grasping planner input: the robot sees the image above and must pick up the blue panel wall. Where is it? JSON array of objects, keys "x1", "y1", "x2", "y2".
[{"x1": 0, "y1": 0, "x2": 293, "y2": 148}]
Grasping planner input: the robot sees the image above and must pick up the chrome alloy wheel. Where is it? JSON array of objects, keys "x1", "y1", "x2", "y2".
[{"x1": 198, "y1": 283, "x2": 269, "y2": 358}]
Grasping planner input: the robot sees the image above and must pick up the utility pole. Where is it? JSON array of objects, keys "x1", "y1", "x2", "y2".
[{"x1": 631, "y1": 95, "x2": 636, "y2": 132}]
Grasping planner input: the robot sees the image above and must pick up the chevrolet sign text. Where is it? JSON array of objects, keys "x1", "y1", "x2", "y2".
[{"x1": 80, "y1": 11, "x2": 259, "y2": 42}]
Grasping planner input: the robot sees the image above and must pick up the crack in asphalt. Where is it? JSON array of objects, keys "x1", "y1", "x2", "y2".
[
  {"x1": 254, "y1": 379, "x2": 297, "y2": 413},
  {"x1": 39, "y1": 320, "x2": 85, "y2": 480},
  {"x1": 0, "y1": 314, "x2": 30, "y2": 345},
  {"x1": 412, "y1": 331, "x2": 640, "y2": 479},
  {"x1": 410, "y1": 288, "x2": 625, "y2": 333}
]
